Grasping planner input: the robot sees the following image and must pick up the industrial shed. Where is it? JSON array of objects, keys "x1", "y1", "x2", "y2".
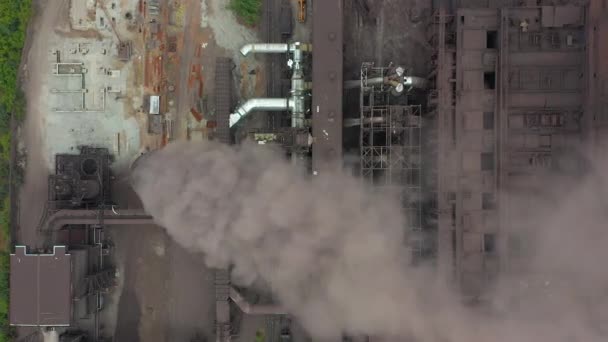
[{"x1": 9, "y1": 246, "x2": 72, "y2": 327}]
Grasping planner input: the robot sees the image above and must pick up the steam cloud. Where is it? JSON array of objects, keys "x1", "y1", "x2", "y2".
[{"x1": 132, "y1": 141, "x2": 608, "y2": 341}]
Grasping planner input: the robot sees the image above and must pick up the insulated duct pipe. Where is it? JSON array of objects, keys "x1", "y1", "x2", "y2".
[
  {"x1": 344, "y1": 75, "x2": 428, "y2": 91},
  {"x1": 289, "y1": 52, "x2": 306, "y2": 129},
  {"x1": 343, "y1": 116, "x2": 386, "y2": 127},
  {"x1": 240, "y1": 42, "x2": 312, "y2": 57},
  {"x1": 229, "y1": 98, "x2": 292, "y2": 127},
  {"x1": 240, "y1": 43, "x2": 289, "y2": 55},
  {"x1": 42, "y1": 330, "x2": 59, "y2": 342},
  {"x1": 230, "y1": 42, "x2": 311, "y2": 128},
  {"x1": 229, "y1": 287, "x2": 287, "y2": 315},
  {"x1": 344, "y1": 77, "x2": 385, "y2": 89},
  {"x1": 404, "y1": 76, "x2": 428, "y2": 89}
]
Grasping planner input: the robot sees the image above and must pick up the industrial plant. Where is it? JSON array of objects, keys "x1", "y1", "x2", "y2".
[{"x1": 8, "y1": 0, "x2": 608, "y2": 341}]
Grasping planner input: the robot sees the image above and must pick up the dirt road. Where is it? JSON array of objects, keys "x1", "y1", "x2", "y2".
[
  {"x1": 173, "y1": 0, "x2": 202, "y2": 141},
  {"x1": 110, "y1": 178, "x2": 215, "y2": 342},
  {"x1": 17, "y1": 0, "x2": 70, "y2": 248}
]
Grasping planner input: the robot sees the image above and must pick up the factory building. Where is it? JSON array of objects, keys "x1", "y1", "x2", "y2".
[
  {"x1": 429, "y1": 0, "x2": 604, "y2": 299},
  {"x1": 10, "y1": 246, "x2": 72, "y2": 327},
  {"x1": 10, "y1": 147, "x2": 126, "y2": 340},
  {"x1": 48, "y1": 147, "x2": 112, "y2": 210}
]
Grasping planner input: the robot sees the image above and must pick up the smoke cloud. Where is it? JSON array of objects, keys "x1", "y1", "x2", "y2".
[{"x1": 132, "y1": 141, "x2": 608, "y2": 341}]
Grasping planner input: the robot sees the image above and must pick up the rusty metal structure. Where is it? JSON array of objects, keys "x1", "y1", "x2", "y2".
[
  {"x1": 48, "y1": 147, "x2": 112, "y2": 210},
  {"x1": 28, "y1": 147, "x2": 154, "y2": 341},
  {"x1": 428, "y1": 0, "x2": 600, "y2": 299}
]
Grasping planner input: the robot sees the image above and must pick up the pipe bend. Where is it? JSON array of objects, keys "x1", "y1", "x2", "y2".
[
  {"x1": 240, "y1": 43, "x2": 289, "y2": 56},
  {"x1": 229, "y1": 98, "x2": 290, "y2": 127},
  {"x1": 403, "y1": 76, "x2": 428, "y2": 89}
]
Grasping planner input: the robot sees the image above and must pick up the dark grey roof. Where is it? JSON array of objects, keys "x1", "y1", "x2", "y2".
[
  {"x1": 312, "y1": 0, "x2": 344, "y2": 174},
  {"x1": 10, "y1": 246, "x2": 72, "y2": 326}
]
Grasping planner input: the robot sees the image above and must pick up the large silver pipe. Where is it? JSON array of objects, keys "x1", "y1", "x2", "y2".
[
  {"x1": 404, "y1": 76, "x2": 428, "y2": 89},
  {"x1": 343, "y1": 116, "x2": 386, "y2": 127},
  {"x1": 229, "y1": 287, "x2": 287, "y2": 315},
  {"x1": 344, "y1": 77, "x2": 386, "y2": 89},
  {"x1": 229, "y1": 98, "x2": 291, "y2": 127},
  {"x1": 240, "y1": 42, "x2": 311, "y2": 57},
  {"x1": 240, "y1": 43, "x2": 289, "y2": 56},
  {"x1": 290, "y1": 65, "x2": 306, "y2": 128},
  {"x1": 344, "y1": 75, "x2": 428, "y2": 90},
  {"x1": 232, "y1": 42, "x2": 311, "y2": 130},
  {"x1": 42, "y1": 329, "x2": 59, "y2": 342}
]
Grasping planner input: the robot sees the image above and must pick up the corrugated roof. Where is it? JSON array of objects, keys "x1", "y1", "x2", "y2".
[
  {"x1": 10, "y1": 246, "x2": 72, "y2": 326},
  {"x1": 311, "y1": 0, "x2": 343, "y2": 175}
]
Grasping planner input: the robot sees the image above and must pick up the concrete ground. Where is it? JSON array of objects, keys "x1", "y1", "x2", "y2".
[
  {"x1": 17, "y1": 0, "x2": 145, "y2": 254},
  {"x1": 343, "y1": 0, "x2": 432, "y2": 79},
  {"x1": 15, "y1": 0, "x2": 246, "y2": 340},
  {"x1": 109, "y1": 179, "x2": 216, "y2": 342},
  {"x1": 15, "y1": 0, "x2": 436, "y2": 341}
]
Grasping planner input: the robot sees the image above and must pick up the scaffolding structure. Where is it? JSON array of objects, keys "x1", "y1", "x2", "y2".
[{"x1": 359, "y1": 63, "x2": 427, "y2": 262}]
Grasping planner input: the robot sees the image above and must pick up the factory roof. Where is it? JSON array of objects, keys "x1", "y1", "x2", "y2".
[
  {"x1": 10, "y1": 246, "x2": 72, "y2": 326},
  {"x1": 149, "y1": 95, "x2": 160, "y2": 114},
  {"x1": 312, "y1": 0, "x2": 343, "y2": 175}
]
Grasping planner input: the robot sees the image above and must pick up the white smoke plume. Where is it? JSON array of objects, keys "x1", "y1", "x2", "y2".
[{"x1": 132, "y1": 141, "x2": 608, "y2": 341}]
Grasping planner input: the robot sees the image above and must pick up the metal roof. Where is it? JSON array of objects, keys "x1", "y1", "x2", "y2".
[
  {"x1": 10, "y1": 246, "x2": 72, "y2": 326},
  {"x1": 149, "y1": 95, "x2": 160, "y2": 115},
  {"x1": 311, "y1": 0, "x2": 343, "y2": 175}
]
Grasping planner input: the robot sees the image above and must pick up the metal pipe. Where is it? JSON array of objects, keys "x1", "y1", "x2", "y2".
[
  {"x1": 229, "y1": 98, "x2": 291, "y2": 127},
  {"x1": 232, "y1": 41, "x2": 312, "y2": 131},
  {"x1": 290, "y1": 68, "x2": 306, "y2": 129},
  {"x1": 41, "y1": 329, "x2": 59, "y2": 342},
  {"x1": 229, "y1": 287, "x2": 287, "y2": 315},
  {"x1": 344, "y1": 77, "x2": 387, "y2": 89},
  {"x1": 240, "y1": 43, "x2": 289, "y2": 56},
  {"x1": 40, "y1": 209, "x2": 153, "y2": 231},
  {"x1": 344, "y1": 79, "x2": 362, "y2": 89},
  {"x1": 404, "y1": 76, "x2": 428, "y2": 89},
  {"x1": 240, "y1": 42, "x2": 312, "y2": 57},
  {"x1": 343, "y1": 116, "x2": 386, "y2": 127},
  {"x1": 344, "y1": 75, "x2": 428, "y2": 90}
]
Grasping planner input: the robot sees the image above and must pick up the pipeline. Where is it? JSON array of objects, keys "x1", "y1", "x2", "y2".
[
  {"x1": 344, "y1": 76, "x2": 385, "y2": 89},
  {"x1": 40, "y1": 209, "x2": 153, "y2": 231},
  {"x1": 344, "y1": 74, "x2": 428, "y2": 91},
  {"x1": 343, "y1": 116, "x2": 386, "y2": 127},
  {"x1": 240, "y1": 43, "x2": 289, "y2": 55},
  {"x1": 404, "y1": 76, "x2": 428, "y2": 89},
  {"x1": 229, "y1": 98, "x2": 291, "y2": 127},
  {"x1": 41, "y1": 329, "x2": 59, "y2": 342},
  {"x1": 239, "y1": 42, "x2": 312, "y2": 57},
  {"x1": 230, "y1": 42, "x2": 311, "y2": 128},
  {"x1": 229, "y1": 287, "x2": 287, "y2": 315}
]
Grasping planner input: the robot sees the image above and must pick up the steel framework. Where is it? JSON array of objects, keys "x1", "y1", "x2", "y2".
[{"x1": 359, "y1": 63, "x2": 424, "y2": 260}]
